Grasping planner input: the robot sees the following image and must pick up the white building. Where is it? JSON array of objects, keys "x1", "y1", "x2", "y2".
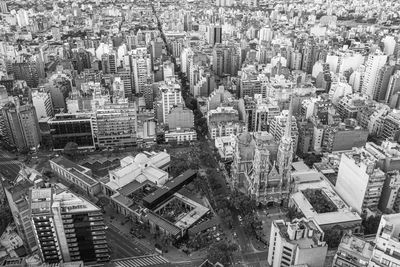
[
  {"x1": 31, "y1": 89, "x2": 53, "y2": 119},
  {"x1": 268, "y1": 218, "x2": 328, "y2": 267},
  {"x1": 130, "y1": 47, "x2": 152, "y2": 94},
  {"x1": 369, "y1": 214, "x2": 400, "y2": 267},
  {"x1": 335, "y1": 148, "x2": 386, "y2": 214},
  {"x1": 361, "y1": 50, "x2": 388, "y2": 97},
  {"x1": 105, "y1": 151, "x2": 170, "y2": 196},
  {"x1": 215, "y1": 135, "x2": 236, "y2": 161},
  {"x1": 290, "y1": 169, "x2": 362, "y2": 232},
  {"x1": 158, "y1": 77, "x2": 183, "y2": 124}
]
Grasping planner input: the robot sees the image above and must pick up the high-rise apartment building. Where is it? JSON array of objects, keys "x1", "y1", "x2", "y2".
[
  {"x1": 129, "y1": 48, "x2": 152, "y2": 94},
  {"x1": 385, "y1": 70, "x2": 400, "y2": 108},
  {"x1": 381, "y1": 110, "x2": 400, "y2": 141},
  {"x1": 2, "y1": 102, "x2": 41, "y2": 151},
  {"x1": 32, "y1": 89, "x2": 54, "y2": 120},
  {"x1": 30, "y1": 187, "x2": 109, "y2": 264},
  {"x1": 373, "y1": 64, "x2": 395, "y2": 101},
  {"x1": 207, "y1": 24, "x2": 222, "y2": 45},
  {"x1": 269, "y1": 110, "x2": 298, "y2": 153},
  {"x1": 3, "y1": 166, "x2": 42, "y2": 253},
  {"x1": 369, "y1": 214, "x2": 400, "y2": 267},
  {"x1": 156, "y1": 77, "x2": 183, "y2": 124},
  {"x1": 93, "y1": 102, "x2": 137, "y2": 149},
  {"x1": 361, "y1": 50, "x2": 388, "y2": 97},
  {"x1": 335, "y1": 148, "x2": 386, "y2": 214},
  {"x1": 0, "y1": 1, "x2": 8, "y2": 13},
  {"x1": 268, "y1": 218, "x2": 328, "y2": 267},
  {"x1": 12, "y1": 61, "x2": 40, "y2": 88}
]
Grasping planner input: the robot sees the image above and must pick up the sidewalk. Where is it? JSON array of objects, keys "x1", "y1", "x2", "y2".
[
  {"x1": 103, "y1": 205, "x2": 207, "y2": 262},
  {"x1": 103, "y1": 205, "x2": 154, "y2": 254}
]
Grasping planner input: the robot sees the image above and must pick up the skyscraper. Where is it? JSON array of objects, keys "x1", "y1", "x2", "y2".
[
  {"x1": 30, "y1": 187, "x2": 109, "y2": 264},
  {"x1": 0, "y1": 0, "x2": 8, "y2": 13},
  {"x1": 207, "y1": 24, "x2": 222, "y2": 46},
  {"x1": 2, "y1": 102, "x2": 41, "y2": 151},
  {"x1": 129, "y1": 48, "x2": 152, "y2": 94},
  {"x1": 362, "y1": 50, "x2": 388, "y2": 97},
  {"x1": 31, "y1": 89, "x2": 54, "y2": 120}
]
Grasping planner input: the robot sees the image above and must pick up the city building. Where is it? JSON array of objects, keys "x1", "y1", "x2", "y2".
[
  {"x1": 332, "y1": 233, "x2": 374, "y2": 267},
  {"x1": 381, "y1": 110, "x2": 400, "y2": 142},
  {"x1": 269, "y1": 109, "x2": 298, "y2": 153},
  {"x1": 167, "y1": 104, "x2": 194, "y2": 130},
  {"x1": 335, "y1": 148, "x2": 386, "y2": 214},
  {"x1": 129, "y1": 48, "x2": 152, "y2": 94},
  {"x1": 336, "y1": 93, "x2": 371, "y2": 120},
  {"x1": 3, "y1": 166, "x2": 44, "y2": 253},
  {"x1": 361, "y1": 50, "x2": 388, "y2": 97},
  {"x1": 215, "y1": 135, "x2": 236, "y2": 162},
  {"x1": 48, "y1": 113, "x2": 95, "y2": 150},
  {"x1": 322, "y1": 120, "x2": 369, "y2": 152},
  {"x1": 93, "y1": 102, "x2": 137, "y2": 149},
  {"x1": 290, "y1": 169, "x2": 362, "y2": 232},
  {"x1": 30, "y1": 187, "x2": 109, "y2": 264},
  {"x1": 207, "y1": 106, "x2": 247, "y2": 139},
  {"x1": 369, "y1": 214, "x2": 400, "y2": 267},
  {"x1": 31, "y1": 89, "x2": 54, "y2": 120},
  {"x1": 267, "y1": 218, "x2": 328, "y2": 267},
  {"x1": 2, "y1": 102, "x2": 41, "y2": 151},
  {"x1": 50, "y1": 156, "x2": 101, "y2": 197},
  {"x1": 155, "y1": 77, "x2": 183, "y2": 124}
]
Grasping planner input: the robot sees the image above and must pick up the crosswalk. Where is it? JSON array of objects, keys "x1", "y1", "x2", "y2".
[{"x1": 112, "y1": 254, "x2": 170, "y2": 267}]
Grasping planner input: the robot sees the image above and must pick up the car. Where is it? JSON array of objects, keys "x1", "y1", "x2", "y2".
[
  {"x1": 238, "y1": 215, "x2": 242, "y2": 222},
  {"x1": 104, "y1": 226, "x2": 109, "y2": 230},
  {"x1": 233, "y1": 232, "x2": 237, "y2": 237}
]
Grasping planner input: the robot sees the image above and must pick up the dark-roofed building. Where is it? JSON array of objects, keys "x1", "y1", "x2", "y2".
[
  {"x1": 50, "y1": 156, "x2": 101, "y2": 197},
  {"x1": 143, "y1": 169, "x2": 197, "y2": 209}
]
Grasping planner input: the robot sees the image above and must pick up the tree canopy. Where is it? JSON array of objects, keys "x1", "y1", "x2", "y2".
[{"x1": 206, "y1": 241, "x2": 237, "y2": 266}]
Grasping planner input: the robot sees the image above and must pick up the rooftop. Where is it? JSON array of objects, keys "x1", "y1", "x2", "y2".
[
  {"x1": 291, "y1": 170, "x2": 361, "y2": 226},
  {"x1": 274, "y1": 218, "x2": 326, "y2": 248},
  {"x1": 337, "y1": 233, "x2": 374, "y2": 262}
]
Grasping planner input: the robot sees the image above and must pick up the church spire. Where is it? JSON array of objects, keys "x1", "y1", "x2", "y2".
[{"x1": 283, "y1": 85, "x2": 293, "y2": 142}]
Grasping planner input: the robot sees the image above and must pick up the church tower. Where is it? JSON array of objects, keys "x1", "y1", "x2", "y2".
[{"x1": 277, "y1": 95, "x2": 294, "y2": 185}]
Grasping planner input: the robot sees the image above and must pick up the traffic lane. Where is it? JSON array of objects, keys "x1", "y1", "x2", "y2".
[
  {"x1": 0, "y1": 160, "x2": 22, "y2": 179},
  {"x1": 106, "y1": 228, "x2": 146, "y2": 259},
  {"x1": 231, "y1": 212, "x2": 253, "y2": 253}
]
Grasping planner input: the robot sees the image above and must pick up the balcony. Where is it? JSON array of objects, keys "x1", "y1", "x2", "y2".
[
  {"x1": 95, "y1": 249, "x2": 109, "y2": 254},
  {"x1": 94, "y1": 244, "x2": 108, "y2": 250},
  {"x1": 92, "y1": 235, "x2": 106, "y2": 240},
  {"x1": 88, "y1": 212, "x2": 103, "y2": 217},
  {"x1": 88, "y1": 216, "x2": 104, "y2": 222},
  {"x1": 68, "y1": 242, "x2": 78, "y2": 248},
  {"x1": 93, "y1": 240, "x2": 107, "y2": 245}
]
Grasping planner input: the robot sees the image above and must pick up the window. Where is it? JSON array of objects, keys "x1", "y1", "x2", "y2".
[{"x1": 382, "y1": 259, "x2": 391, "y2": 266}]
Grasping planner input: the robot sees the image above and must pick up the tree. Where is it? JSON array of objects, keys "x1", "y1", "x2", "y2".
[
  {"x1": 324, "y1": 228, "x2": 343, "y2": 248},
  {"x1": 287, "y1": 206, "x2": 304, "y2": 221},
  {"x1": 63, "y1": 142, "x2": 78, "y2": 158},
  {"x1": 362, "y1": 215, "x2": 382, "y2": 235},
  {"x1": 207, "y1": 242, "x2": 237, "y2": 266}
]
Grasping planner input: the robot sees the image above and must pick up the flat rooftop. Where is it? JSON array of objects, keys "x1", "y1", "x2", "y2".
[
  {"x1": 291, "y1": 170, "x2": 361, "y2": 226},
  {"x1": 171, "y1": 193, "x2": 209, "y2": 230},
  {"x1": 51, "y1": 156, "x2": 89, "y2": 173}
]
